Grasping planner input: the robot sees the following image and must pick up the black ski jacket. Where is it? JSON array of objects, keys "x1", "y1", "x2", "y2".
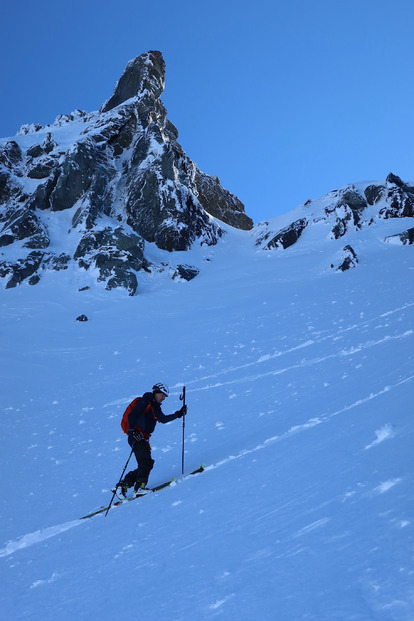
[{"x1": 127, "y1": 392, "x2": 179, "y2": 436}]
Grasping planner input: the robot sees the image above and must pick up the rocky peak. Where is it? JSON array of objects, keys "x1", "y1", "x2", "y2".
[
  {"x1": 0, "y1": 51, "x2": 253, "y2": 295},
  {"x1": 100, "y1": 51, "x2": 165, "y2": 113}
]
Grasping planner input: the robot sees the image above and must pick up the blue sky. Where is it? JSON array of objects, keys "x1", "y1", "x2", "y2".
[{"x1": 2, "y1": 0, "x2": 414, "y2": 222}]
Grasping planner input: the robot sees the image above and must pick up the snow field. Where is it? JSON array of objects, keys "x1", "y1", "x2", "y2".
[{"x1": 1, "y1": 220, "x2": 414, "y2": 619}]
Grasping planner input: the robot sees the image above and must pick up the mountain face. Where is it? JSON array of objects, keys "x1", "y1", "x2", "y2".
[{"x1": 0, "y1": 51, "x2": 252, "y2": 295}]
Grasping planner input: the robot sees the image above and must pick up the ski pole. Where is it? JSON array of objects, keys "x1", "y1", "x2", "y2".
[
  {"x1": 105, "y1": 445, "x2": 134, "y2": 517},
  {"x1": 180, "y1": 386, "x2": 186, "y2": 475}
]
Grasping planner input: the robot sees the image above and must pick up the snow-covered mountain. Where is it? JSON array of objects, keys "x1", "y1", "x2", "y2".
[
  {"x1": 0, "y1": 51, "x2": 252, "y2": 295},
  {"x1": 1, "y1": 50, "x2": 414, "y2": 621},
  {"x1": 254, "y1": 173, "x2": 414, "y2": 268},
  {"x1": 1, "y1": 49, "x2": 414, "y2": 298},
  {"x1": 1, "y1": 179, "x2": 413, "y2": 619}
]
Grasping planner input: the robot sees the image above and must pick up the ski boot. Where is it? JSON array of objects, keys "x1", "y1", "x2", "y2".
[
  {"x1": 134, "y1": 481, "x2": 151, "y2": 497},
  {"x1": 112, "y1": 480, "x2": 130, "y2": 499}
]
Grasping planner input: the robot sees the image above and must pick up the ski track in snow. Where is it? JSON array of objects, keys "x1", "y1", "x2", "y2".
[
  {"x1": 2, "y1": 371, "x2": 411, "y2": 560},
  {"x1": 180, "y1": 302, "x2": 414, "y2": 392},
  {"x1": 206, "y1": 372, "x2": 414, "y2": 471},
  {"x1": 0, "y1": 520, "x2": 83, "y2": 558},
  {"x1": 185, "y1": 329, "x2": 414, "y2": 393}
]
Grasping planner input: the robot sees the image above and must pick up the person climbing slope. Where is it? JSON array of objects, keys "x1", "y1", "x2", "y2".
[{"x1": 114, "y1": 382, "x2": 187, "y2": 497}]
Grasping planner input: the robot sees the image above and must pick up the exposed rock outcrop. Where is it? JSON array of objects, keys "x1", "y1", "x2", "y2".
[
  {"x1": 172, "y1": 264, "x2": 200, "y2": 282},
  {"x1": 384, "y1": 227, "x2": 414, "y2": 246},
  {"x1": 330, "y1": 245, "x2": 359, "y2": 272},
  {"x1": 255, "y1": 218, "x2": 308, "y2": 250},
  {"x1": 325, "y1": 188, "x2": 367, "y2": 239}
]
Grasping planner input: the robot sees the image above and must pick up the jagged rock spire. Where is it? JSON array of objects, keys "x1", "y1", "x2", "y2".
[
  {"x1": 101, "y1": 51, "x2": 166, "y2": 113},
  {"x1": 0, "y1": 51, "x2": 253, "y2": 294}
]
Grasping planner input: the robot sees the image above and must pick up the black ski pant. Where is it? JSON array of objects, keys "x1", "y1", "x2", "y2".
[{"x1": 124, "y1": 435, "x2": 154, "y2": 488}]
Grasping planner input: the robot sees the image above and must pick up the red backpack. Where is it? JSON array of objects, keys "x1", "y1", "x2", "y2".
[{"x1": 121, "y1": 397, "x2": 152, "y2": 433}]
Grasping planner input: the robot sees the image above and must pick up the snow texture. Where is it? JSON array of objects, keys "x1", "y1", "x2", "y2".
[{"x1": 1, "y1": 211, "x2": 413, "y2": 620}]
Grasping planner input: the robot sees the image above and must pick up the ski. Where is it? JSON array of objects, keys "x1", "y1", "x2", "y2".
[{"x1": 80, "y1": 465, "x2": 205, "y2": 520}]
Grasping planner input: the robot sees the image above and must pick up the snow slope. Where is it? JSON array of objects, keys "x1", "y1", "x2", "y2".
[{"x1": 1, "y1": 215, "x2": 413, "y2": 620}]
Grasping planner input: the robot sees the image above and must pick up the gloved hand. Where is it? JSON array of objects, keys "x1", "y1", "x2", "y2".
[
  {"x1": 175, "y1": 405, "x2": 187, "y2": 418},
  {"x1": 130, "y1": 430, "x2": 144, "y2": 442}
]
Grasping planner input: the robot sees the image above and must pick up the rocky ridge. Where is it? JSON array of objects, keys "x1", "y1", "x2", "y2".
[
  {"x1": 0, "y1": 51, "x2": 252, "y2": 294},
  {"x1": 254, "y1": 172, "x2": 414, "y2": 271}
]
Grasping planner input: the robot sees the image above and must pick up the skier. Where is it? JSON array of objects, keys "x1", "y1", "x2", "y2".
[{"x1": 114, "y1": 383, "x2": 187, "y2": 497}]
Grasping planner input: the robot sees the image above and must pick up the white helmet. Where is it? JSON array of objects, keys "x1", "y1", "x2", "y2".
[{"x1": 152, "y1": 382, "x2": 169, "y2": 397}]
